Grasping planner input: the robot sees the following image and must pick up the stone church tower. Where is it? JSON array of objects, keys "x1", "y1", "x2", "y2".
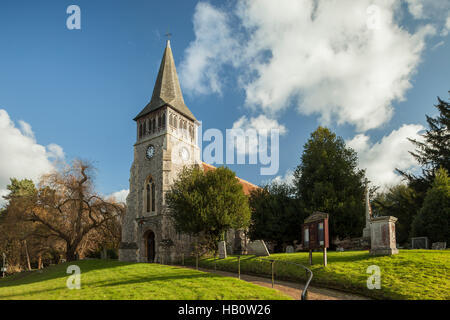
[{"x1": 119, "y1": 40, "x2": 201, "y2": 263}]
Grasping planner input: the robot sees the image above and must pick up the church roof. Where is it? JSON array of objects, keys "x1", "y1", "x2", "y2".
[
  {"x1": 134, "y1": 40, "x2": 196, "y2": 122},
  {"x1": 201, "y1": 162, "x2": 260, "y2": 196}
]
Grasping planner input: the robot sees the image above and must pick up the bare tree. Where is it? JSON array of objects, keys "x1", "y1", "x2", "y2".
[{"x1": 23, "y1": 160, "x2": 124, "y2": 261}]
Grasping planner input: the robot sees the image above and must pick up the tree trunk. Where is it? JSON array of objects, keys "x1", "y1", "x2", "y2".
[
  {"x1": 66, "y1": 244, "x2": 77, "y2": 262},
  {"x1": 38, "y1": 254, "x2": 42, "y2": 269},
  {"x1": 24, "y1": 240, "x2": 31, "y2": 271}
]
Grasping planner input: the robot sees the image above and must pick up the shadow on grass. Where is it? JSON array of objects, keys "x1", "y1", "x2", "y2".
[
  {"x1": 94, "y1": 272, "x2": 224, "y2": 288},
  {"x1": 0, "y1": 260, "x2": 135, "y2": 289},
  {"x1": 0, "y1": 269, "x2": 224, "y2": 300}
]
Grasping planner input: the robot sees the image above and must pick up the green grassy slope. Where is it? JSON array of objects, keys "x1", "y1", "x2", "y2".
[
  {"x1": 186, "y1": 250, "x2": 450, "y2": 300},
  {"x1": 0, "y1": 260, "x2": 291, "y2": 300}
]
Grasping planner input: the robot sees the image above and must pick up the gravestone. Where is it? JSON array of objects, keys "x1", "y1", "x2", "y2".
[
  {"x1": 431, "y1": 242, "x2": 446, "y2": 250},
  {"x1": 411, "y1": 237, "x2": 428, "y2": 249},
  {"x1": 100, "y1": 248, "x2": 107, "y2": 260},
  {"x1": 285, "y1": 245, "x2": 294, "y2": 253},
  {"x1": 218, "y1": 241, "x2": 227, "y2": 259},
  {"x1": 370, "y1": 216, "x2": 399, "y2": 256},
  {"x1": 247, "y1": 240, "x2": 270, "y2": 256}
]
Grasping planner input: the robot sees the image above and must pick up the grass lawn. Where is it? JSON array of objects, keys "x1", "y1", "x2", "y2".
[
  {"x1": 185, "y1": 250, "x2": 450, "y2": 300},
  {"x1": 0, "y1": 260, "x2": 291, "y2": 300}
]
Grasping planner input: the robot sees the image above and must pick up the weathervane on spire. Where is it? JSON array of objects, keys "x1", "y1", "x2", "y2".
[{"x1": 165, "y1": 30, "x2": 172, "y2": 40}]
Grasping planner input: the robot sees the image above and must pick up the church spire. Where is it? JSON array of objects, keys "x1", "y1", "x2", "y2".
[{"x1": 134, "y1": 40, "x2": 196, "y2": 121}]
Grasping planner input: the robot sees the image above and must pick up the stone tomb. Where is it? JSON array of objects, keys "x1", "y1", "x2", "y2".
[
  {"x1": 370, "y1": 216, "x2": 399, "y2": 255},
  {"x1": 431, "y1": 242, "x2": 447, "y2": 250},
  {"x1": 411, "y1": 237, "x2": 429, "y2": 249},
  {"x1": 285, "y1": 245, "x2": 294, "y2": 253},
  {"x1": 218, "y1": 241, "x2": 227, "y2": 259},
  {"x1": 247, "y1": 240, "x2": 270, "y2": 256}
]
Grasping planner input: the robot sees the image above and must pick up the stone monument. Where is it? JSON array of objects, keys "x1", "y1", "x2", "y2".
[
  {"x1": 362, "y1": 188, "x2": 372, "y2": 239},
  {"x1": 411, "y1": 237, "x2": 429, "y2": 249},
  {"x1": 285, "y1": 245, "x2": 294, "y2": 253},
  {"x1": 247, "y1": 240, "x2": 270, "y2": 256},
  {"x1": 370, "y1": 216, "x2": 399, "y2": 255},
  {"x1": 431, "y1": 242, "x2": 446, "y2": 250},
  {"x1": 218, "y1": 241, "x2": 227, "y2": 259}
]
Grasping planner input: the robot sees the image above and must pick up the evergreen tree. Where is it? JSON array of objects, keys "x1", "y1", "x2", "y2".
[
  {"x1": 400, "y1": 93, "x2": 450, "y2": 188},
  {"x1": 294, "y1": 127, "x2": 366, "y2": 240},
  {"x1": 248, "y1": 183, "x2": 305, "y2": 251},
  {"x1": 411, "y1": 168, "x2": 450, "y2": 244}
]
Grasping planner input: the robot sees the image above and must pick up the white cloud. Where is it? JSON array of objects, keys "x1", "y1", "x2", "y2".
[
  {"x1": 0, "y1": 109, "x2": 64, "y2": 207},
  {"x1": 442, "y1": 14, "x2": 450, "y2": 36},
  {"x1": 107, "y1": 189, "x2": 129, "y2": 204},
  {"x1": 270, "y1": 169, "x2": 295, "y2": 186},
  {"x1": 346, "y1": 124, "x2": 425, "y2": 189},
  {"x1": 405, "y1": 0, "x2": 424, "y2": 18},
  {"x1": 180, "y1": 0, "x2": 439, "y2": 132},
  {"x1": 232, "y1": 114, "x2": 287, "y2": 136},
  {"x1": 231, "y1": 114, "x2": 287, "y2": 157},
  {"x1": 405, "y1": 0, "x2": 450, "y2": 20},
  {"x1": 179, "y1": 2, "x2": 241, "y2": 96}
]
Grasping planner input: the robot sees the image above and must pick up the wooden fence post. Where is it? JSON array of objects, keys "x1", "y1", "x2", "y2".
[
  {"x1": 238, "y1": 256, "x2": 241, "y2": 280},
  {"x1": 196, "y1": 254, "x2": 199, "y2": 270},
  {"x1": 271, "y1": 260, "x2": 275, "y2": 288}
]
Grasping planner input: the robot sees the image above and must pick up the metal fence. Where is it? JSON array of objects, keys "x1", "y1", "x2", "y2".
[{"x1": 178, "y1": 254, "x2": 313, "y2": 300}]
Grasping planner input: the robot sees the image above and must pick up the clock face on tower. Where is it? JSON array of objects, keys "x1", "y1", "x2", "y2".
[
  {"x1": 146, "y1": 145, "x2": 155, "y2": 160},
  {"x1": 179, "y1": 146, "x2": 190, "y2": 162}
]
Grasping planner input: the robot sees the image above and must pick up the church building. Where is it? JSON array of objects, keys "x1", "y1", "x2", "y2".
[{"x1": 119, "y1": 40, "x2": 258, "y2": 263}]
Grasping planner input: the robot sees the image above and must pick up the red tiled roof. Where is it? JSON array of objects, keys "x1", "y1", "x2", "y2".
[{"x1": 201, "y1": 162, "x2": 259, "y2": 196}]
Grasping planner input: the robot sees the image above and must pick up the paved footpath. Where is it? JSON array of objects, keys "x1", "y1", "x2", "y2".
[{"x1": 183, "y1": 266, "x2": 370, "y2": 300}]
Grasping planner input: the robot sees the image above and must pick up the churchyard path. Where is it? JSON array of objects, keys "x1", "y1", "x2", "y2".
[{"x1": 182, "y1": 266, "x2": 370, "y2": 300}]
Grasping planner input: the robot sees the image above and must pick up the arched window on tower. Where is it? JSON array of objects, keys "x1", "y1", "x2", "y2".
[
  {"x1": 143, "y1": 120, "x2": 147, "y2": 136},
  {"x1": 139, "y1": 123, "x2": 143, "y2": 139},
  {"x1": 152, "y1": 118, "x2": 156, "y2": 133},
  {"x1": 151, "y1": 181, "x2": 156, "y2": 212},
  {"x1": 162, "y1": 113, "x2": 166, "y2": 128},
  {"x1": 158, "y1": 115, "x2": 162, "y2": 128},
  {"x1": 145, "y1": 177, "x2": 156, "y2": 213},
  {"x1": 146, "y1": 183, "x2": 151, "y2": 213},
  {"x1": 149, "y1": 118, "x2": 152, "y2": 133}
]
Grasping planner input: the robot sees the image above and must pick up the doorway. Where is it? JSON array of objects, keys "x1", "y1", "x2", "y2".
[{"x1": 144, "y1": 230, "x2": 155, "y2": 262}]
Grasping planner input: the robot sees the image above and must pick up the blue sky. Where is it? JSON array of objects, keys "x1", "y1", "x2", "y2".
[{"x1": 0, "y1": 0, "x2": 449, "y2": 202}]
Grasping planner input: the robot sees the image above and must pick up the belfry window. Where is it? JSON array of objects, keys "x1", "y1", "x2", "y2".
[
  {"x1": 152, "y1": 119, "x2": 156, "y2": 133},
  {"x1": 162, "y1": 113, "x2": 166, "y2": 128},
  {"x1": 139, "y1": 124, "x2": 143, "y2": 138}
]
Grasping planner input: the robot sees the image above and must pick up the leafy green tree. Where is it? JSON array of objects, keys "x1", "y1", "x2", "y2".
[
  {"x1": 372, "y1": 185, "x2": 418, "y2": 244},
  {"x1": 411, "y1": 168, "x2": 450, "y2": 244},
  {"x1": 4, "y1": 178, "x2": 37, "y2": 200},
  {"x1": 248, "y1": 183, "x2": 305, "y2": 252},
  {"x1": 0, "y1": 178, "x2": 40, "y2": 270},
  {"x1": 294, "y1": 127, "x2": 366, "y2": 240},
  {"x1": 166, "y1": 166, "x2": 251, "y2": 253}
]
